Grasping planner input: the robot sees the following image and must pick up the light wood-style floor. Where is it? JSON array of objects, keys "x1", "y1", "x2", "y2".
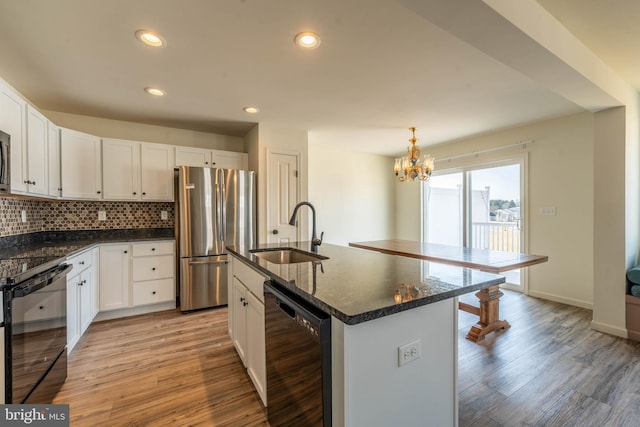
[{"x1": 54, "y1": 291, "x2": 640, "y2": 426}]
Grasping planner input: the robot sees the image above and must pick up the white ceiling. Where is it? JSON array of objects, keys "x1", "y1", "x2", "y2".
[{"x1": 0, "y1": 0, "x2": 633, "y2": 156}]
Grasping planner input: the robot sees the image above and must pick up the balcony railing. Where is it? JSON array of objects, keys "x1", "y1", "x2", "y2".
[{"x1": 471, "y1": 221, "x2": 520, "y2": 252}]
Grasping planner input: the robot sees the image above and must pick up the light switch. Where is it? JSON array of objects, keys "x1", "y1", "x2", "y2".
[{"x1": 538, "y1": 207, "x2": 557, "y2": 216}]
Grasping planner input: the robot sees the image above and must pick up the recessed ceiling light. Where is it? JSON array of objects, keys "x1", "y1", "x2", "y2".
[
  {"x1": 135, "y1": 29, "x2": 166, "y2": 47},
  {"x1": 294, "y1": 32, "x2": 321, "y2": 49},
  {"x1": 243, "y1": 106, "x2": 259, "y2": 114},
  {"x1": 144, "y1": 87, "x2": 166, "y2": 96}
]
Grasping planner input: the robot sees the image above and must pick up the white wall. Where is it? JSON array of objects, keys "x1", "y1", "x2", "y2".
[
  {"x1": 43, "y1": 110, "x2": 244, "y2": 152},
  {"x1": 308, "y1": 141, "x2": 396, "y2": 247},
  {"x1": 398, "y1": 112, "x2": 594, "y2": 308}
]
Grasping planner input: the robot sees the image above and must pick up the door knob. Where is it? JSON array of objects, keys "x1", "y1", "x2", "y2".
[{"x1": 272, "y1": 230, "x2": 279, "y2": 235}]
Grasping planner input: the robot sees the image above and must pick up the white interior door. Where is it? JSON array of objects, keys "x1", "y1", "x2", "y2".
[{"x1": 267, "y1": 151, "x2": 299, "y2": 245}]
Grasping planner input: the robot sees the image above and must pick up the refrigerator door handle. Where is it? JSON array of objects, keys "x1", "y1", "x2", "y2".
[
  {"x1": 187, "y1": 259, "x2": 229, "y2": 265},
  {"x1": 220, "y1": 169, "x2": 226, "y2": 242}
]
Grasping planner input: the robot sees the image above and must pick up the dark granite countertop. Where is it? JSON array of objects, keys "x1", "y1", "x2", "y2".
[
  {"x1": 227, "y1": 242, "x2": 506, "y2": 325},
  {"x1": 0, "y1": 229, "x2": 175, "y2": 259}
]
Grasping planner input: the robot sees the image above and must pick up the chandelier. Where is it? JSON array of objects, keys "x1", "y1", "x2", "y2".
[{"x1": 393, "y1": 127, "x2": 434, "y2": 182}]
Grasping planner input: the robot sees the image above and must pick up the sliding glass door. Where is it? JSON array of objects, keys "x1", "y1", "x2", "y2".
[{"x1": 422, "y1": 158, "x2": 525, "y2": 290}]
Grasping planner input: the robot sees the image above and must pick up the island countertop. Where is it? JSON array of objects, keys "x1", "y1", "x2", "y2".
[{"x1": 227, "y1": 242, "x2": 505, "y2": 325}]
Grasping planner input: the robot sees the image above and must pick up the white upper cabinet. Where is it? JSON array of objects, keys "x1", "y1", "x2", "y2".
[
  {"x1": 0, "y1": 81, "x2": 27, "y2": 193},
  {"x1": 102, "y1": 138, "x2": 141, "y2": 200},
  {"x1": 25, "y1": 106, "x2": 49, "y2": 196},
  {"x1": 140, "y1": 143, "x2": 174, "y2": 201},
  {"x1": 174, "y1": 146, "x2": 211, "y2": 167},
  {"x1": 47, "y1": 122, "x2": 61, "y2": 198},
  {"x1": 60, "y1": 128, "x2": 102, "y2": 199},
  {"x1": 175, "y1": 146, "x2": 248, "y2": 170},
  {"x1": 102, "y1": 138, "x2": 174, "y2": 201},
  {"x1": 211, "y1": 149, "x2": 248, "y2": 170}
]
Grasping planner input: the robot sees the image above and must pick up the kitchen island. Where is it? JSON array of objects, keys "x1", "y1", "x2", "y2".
[{"x1": 228, "y1": 242, "x2": 505, "y2": 427}]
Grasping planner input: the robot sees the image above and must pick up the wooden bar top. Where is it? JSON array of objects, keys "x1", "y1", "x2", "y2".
[{"x1": 349, "y1": 239, "x2": 548, "y2": 274}]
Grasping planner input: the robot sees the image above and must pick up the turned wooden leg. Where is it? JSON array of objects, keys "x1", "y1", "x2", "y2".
[{"x1": 465, "y1": 285, "x2": 510, "y2": 342}]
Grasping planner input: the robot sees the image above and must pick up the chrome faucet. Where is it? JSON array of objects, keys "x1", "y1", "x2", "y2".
[{"x1": 288, "y1": 201, "x2": 324, "y2": 252}]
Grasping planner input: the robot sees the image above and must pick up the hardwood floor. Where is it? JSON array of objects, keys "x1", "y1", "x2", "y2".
[
  {"x1": 457, "y1": 290, "x2": 640, "y2": 427},
  {"x1": 54, "y1": 291, "x2": 640, "y2": 426},
  {"x1": 53, "y1": 308, "x2": 268, "y2": 427}
]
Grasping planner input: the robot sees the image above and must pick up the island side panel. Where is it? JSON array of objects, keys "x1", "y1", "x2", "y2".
[{"x1": 332, "y1": 298, "x2": 458, "y2": 427}]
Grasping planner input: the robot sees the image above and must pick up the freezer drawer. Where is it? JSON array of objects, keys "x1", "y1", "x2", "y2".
[{"x1": 180, "y1": 256, "x2": 228, "y2": 311}]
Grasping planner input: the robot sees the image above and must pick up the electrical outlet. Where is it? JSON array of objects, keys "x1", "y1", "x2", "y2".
[
  {"x1": 161, "y1": 211, "x2": 168, "y2": 220},
  {"x1": 21, "y1": 210, "x2": 27, "y2": 223},
  {"x1": 398, "y1": 339, "x2": 421, "y2": 367},
  {"x1": 98, "y1": 211, "x2": 107, "y2": 221}
]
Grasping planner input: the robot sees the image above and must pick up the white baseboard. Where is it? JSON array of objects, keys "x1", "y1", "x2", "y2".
[
  {"x1": 527, "y1": 290, "x2": 593, "y2": 310},
  {"x1": 94, "y1": 301, "x2": 177, "y2": 322},
  {"x1": 590, "y1": 320, "x2": 628, "y2": 338}
]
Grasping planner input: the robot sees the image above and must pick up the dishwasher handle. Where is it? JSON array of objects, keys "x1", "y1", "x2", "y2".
[{"x1": 264, "y1": 281, "x2": 329, "y2": 329}]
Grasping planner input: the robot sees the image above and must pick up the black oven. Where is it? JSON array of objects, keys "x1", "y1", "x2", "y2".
[{"x1": 3, "y1": 260, "x2": 71, "y2": 403}]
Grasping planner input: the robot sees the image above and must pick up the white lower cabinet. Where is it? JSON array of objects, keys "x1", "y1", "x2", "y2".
[
  {"x1": 99, "y1": 244, "x2": 131, "y2": 311},
  {"x1": 229, "y1": 255, "x2": 267, "y2": 406},
  {"x1": 66, "y1": 248, "x2": 98, "y2": 353},
  {"x1": 99, "y1": 240, "x2": 176, "y2": 313}
]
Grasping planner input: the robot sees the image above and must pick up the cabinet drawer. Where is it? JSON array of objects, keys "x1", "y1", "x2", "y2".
[
  {"x1": 67, "y1": 249, "x2": 93, "y2": 275},
  {"x1": 132, "y1": 255, "x2": 174, "y2": 281},
  {"x1": 133, "y1": 241, "x2": 174, "y2": 257},
  {"x1": 132, "y1": 278, "x2": 175, "y2": 306},
  {"x1": 232, "y1": 257, "x2": 268, "y2": 302}
]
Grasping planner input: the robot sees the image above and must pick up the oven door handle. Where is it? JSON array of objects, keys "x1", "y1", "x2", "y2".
[{"x1": 12, "y1": 263, "x2": 72, "y2": 298}]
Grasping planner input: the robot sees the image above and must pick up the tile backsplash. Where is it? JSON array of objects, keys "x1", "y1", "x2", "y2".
[{"x1": 0, "y1": 196, "x2": 174, "y2": 238}]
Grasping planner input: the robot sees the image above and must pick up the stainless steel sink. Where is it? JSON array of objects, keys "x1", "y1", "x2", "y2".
[{"x1": 250, "y1": 248, "x2": 328, "y2": 264}]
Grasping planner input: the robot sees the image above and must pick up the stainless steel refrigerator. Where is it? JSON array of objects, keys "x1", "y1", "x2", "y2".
[{"x1": 177, "y1": 166, "x2": 256, "y2": 312}]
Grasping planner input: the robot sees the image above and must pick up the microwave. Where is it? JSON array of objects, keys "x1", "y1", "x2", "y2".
[{"x1": 0, "y1": 130, "x2": 9, "y2": 193}]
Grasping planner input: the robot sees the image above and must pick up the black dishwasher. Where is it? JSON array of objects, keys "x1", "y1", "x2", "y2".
[{"x1": 264, "y1": 281, "x2": 331, "y2": 427}]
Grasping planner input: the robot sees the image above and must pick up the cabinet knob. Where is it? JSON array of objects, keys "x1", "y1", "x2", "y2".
[
  {"x1": 142, "y1": 192, "x2": 146, "y2": 196},
  {"x1": 212, "y1": 162, "x2": 216, "y2": 165},
  {"x1": 58, "y1": 188, "x2": 62, "y2": 191},
  {"x1": 240, "y1": 297, "x2": 245, "y2": 302},
  {"x1": 79, "y1": 261, "x2": 84, "y2": 265},
  {"x1": 133, "y1": 192, "x2": 137, "y2": 195},
  {"x1": 152, "y1": 291, "x2": 156, "y2": 295},
  {"x1": 272, "y1": 229, "x2": 279, "y2": 235},
  {"x1": 243, "y1": 301, "x2": 248, "y2": 306},
  {"x1": 124, "y1": 250, "x2": 128, "y2": 254},
  {"x1": 151, "y1": 248, "x2": 155, "y2": 251},
  {"x1": 205, "y1": 161, "x2": 209, "y2": 165},
  {"x1": 32, "y1": 181, "x2": 36, "y2": 185},
  {"x1": 39, "y1": 306, "x2": 44, "y2": 310},
  {"x1": 97, "y1": 191, "x2": 101, "y2": 194},
  {"x1": 152, "y1": 267, "x2": 156, "y2": 271}
]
